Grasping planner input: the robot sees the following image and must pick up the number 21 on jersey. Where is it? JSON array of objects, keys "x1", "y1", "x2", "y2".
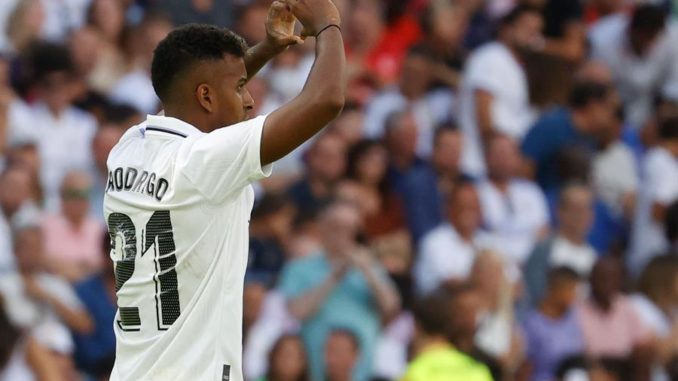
[{"x1": 108, "y1": 210, "x2": 180, "y2": 332}]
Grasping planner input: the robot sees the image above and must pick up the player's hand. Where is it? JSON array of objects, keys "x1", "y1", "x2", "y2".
[
  {"x1": 284, "y1": 0, "x2": 341, "y2": 38},
  {"x1": 265, "y1": 1, "x2": 304, "y2": 51}
]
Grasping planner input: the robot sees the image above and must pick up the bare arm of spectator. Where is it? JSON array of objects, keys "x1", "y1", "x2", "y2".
[
  {"x1": 631, "y1": 342, "x2": 654, "y2": 381},
  {"x1": 542, "y1": 21, "x2": 587, "y2": 62},
  {"x1": 287, "y1": 263, "x2": 347, "y2": 321},
  {"x1": 431, "y1": 62, "x2": 461, "y2": 89},
  {"x1": 621, "y1": 192, "x2": 637, "y2": 220},
  {"x1": 475, "y1": 89, "x2": 495, "y2": 147},
  {"x1": 0, "y1": 87, "x2": 11, "y2": 155},
  {"x1": 350, "y1": 248, "x2": 401, "y2": 320},
  {"x1": 652, "y1": 203, "x2": 669, "y2": 224},
  {"x1": 44, "y1": 257, "x2": 93, "y2": 283},
  {"x1": 656, "y1": 322, "x2": 678, "y2": 364},
  {"x1": 520, "y1": 158, "x2": 536, "y2": 180},
  {"x1": 25, "y1": 337, "x2": 63, "y2": 381},
  {"x1": 24, "y1": 276, "x2": 94, "y2": 334}
]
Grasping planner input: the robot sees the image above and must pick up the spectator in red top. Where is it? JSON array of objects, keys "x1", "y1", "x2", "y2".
[{"x1": 345, "y1": 0, "x2": 421, "y2": 88}]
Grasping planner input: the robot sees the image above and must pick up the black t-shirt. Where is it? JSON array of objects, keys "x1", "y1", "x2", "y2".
[{"x1": 543, "y1": 0, "x2": 584, "y2": 38}]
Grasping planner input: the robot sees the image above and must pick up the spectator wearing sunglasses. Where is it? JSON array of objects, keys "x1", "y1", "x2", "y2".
[{"x1": 41, "y1": 170, "x2": 103, "y2": 282}]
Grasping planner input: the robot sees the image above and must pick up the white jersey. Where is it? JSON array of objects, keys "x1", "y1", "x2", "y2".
[{"x1": 104, "y1": 114, "x2": 272, "y2": 381}]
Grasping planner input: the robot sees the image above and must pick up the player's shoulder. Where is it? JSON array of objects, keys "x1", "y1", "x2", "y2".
[
  {"x1": 107, "y1": 121, "x2": 146, "y2": 164},
  {"x1": 121, "y1": 120, "x2": 147, "y2": 142},
  {"x1": 210, "y1": 114, "x2": 268, "y2": 135}
]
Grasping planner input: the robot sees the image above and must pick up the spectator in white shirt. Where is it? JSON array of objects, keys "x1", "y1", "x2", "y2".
[
  {"x1": 0, "y1": 165, "x2": 34, "y2": 273},
  {"x1": 630, "y1": 115, "x2": 678, "y2": 272},
  {"x1": 414, "y1": 179, "x2": 495, "y2": 295},
  {"x1": 243, "y1": 291, "x2": 300, "y2": 380},
  {"x1": 524, "y1": 183, "x2": 597, "y2": 304},
  {"x1": 0, "y1": 222, "x2": 93, "y2": 360},
  {"x1": 0, "y1": 223, "x2": 86, "y2": 381},
  {"x1": 592, "y1": 118, "x2": 639, "y2": 220},
  {"x1": 0, "y1": 301, "x2": 65, "y2": 381},
  {"x1": 589, "y1": 4, "x2": 678, "y2": 128},
  {"x1": 363, "y1": 49, "x2": 454, "y2": 158},
  {"x1": 458, "y1": 5, "x2": 543, "y2": 177},
  {"x1": 14, "y1": 42, "x2": 97, "y2": 213},
  {"x1": 477, "y1": 134, "x2": 549, "y2": 266}
]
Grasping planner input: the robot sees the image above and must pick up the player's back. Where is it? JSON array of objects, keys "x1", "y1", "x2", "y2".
[{"x1": 104, "y1": 114, "x2": 270, "y2": 381}]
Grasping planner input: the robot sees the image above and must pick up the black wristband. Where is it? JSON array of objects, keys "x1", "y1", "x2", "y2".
[{"x1": 315, "y1": 24, "x2": 341, "y2": 38}]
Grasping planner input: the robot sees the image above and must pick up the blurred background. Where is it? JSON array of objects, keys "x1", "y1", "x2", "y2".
[{"x1": 0, "y1": 0, "x2": 678, "y2": 380}]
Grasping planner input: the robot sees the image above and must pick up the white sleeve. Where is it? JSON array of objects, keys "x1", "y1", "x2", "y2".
[
  {"x1": 619, "y1": 148, "x2": 639, "y2": 193},
  {"x1": 531, "y1": 184, "x2": 550, "y2": 228},
  {"x1": 415, "y1": 233, "x2": 447, "y2": 295},
  {"x1": 178, "y1": 115, "x2": 273, "y2": 203},
  {"x1": 465, "y1": 52, "x2": 503, "y2": 94},
  {"x1": 40, "y1": 276, "x2": 83, "y2": 310},
  {"x1": 647, "y1": 156, "x2": 678, "y2": 205}
]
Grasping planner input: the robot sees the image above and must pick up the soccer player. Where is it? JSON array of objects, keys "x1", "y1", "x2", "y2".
[{"x1": 103, "y1": 0, "x2": 345, "y2": 379}]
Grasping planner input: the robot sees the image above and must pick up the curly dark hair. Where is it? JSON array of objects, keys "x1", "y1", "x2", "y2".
[{"x1": 150, "y1": 24, "x2": 248, "y2": 103}]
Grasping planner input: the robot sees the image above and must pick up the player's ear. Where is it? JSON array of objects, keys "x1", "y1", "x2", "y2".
[{"x1": 195, "y1": 84, "x2": 214, "y2": 113}]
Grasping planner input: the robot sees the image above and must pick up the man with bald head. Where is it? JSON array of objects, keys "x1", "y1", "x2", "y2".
[{"x1": 524, "y1": 183, "x2": 598, "y2": 304}]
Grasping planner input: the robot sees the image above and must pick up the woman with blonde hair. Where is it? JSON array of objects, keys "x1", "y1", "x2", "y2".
[{"x1": 5, "y1": 0, "x2": 44, "y2": 55}]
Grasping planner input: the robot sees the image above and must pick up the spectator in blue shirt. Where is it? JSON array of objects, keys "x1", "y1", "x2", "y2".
[
  {"x1": 72, "y1": 231, "x2": 116, "y2": 378},
  {"x1": 278, "y1": 201, "x2": 400, "y2": 381},
  {"x1": 521, "y1": 81, "x2": 619, "y2": 193},
  {"x1": 383, "y1": 110, "x2": 427, "y2": 193},
  {"x1": 247, "y1": 192, "x2": 296, "y2": 288},
  {"x1": 287, "y1": 133, "x2": 347, "y2": 216},
  {"x1": 400, "y1": 123, "x2": 470, "y2": 243}
]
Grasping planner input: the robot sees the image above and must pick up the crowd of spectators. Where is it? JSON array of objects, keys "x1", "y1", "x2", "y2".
[{"x1": 0, "y1": 0, "x2": 678, "y2": 381}]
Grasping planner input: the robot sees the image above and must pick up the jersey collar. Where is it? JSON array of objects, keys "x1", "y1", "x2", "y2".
[{"x1": 145, "y1": 114, "x2": 203, "y2": 138}]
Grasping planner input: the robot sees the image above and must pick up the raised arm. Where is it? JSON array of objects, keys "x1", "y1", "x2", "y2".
[
  {"x1": 244, "y1": 1, "x2": 304, "y2": 81},
  {"x1": 260, "y1": 0, "x2": 346, "y2": 166}
]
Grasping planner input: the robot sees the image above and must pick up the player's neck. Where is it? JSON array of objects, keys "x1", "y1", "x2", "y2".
[{"x1": 163, "y1": 106, "x2": 212, "y2": 133}]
